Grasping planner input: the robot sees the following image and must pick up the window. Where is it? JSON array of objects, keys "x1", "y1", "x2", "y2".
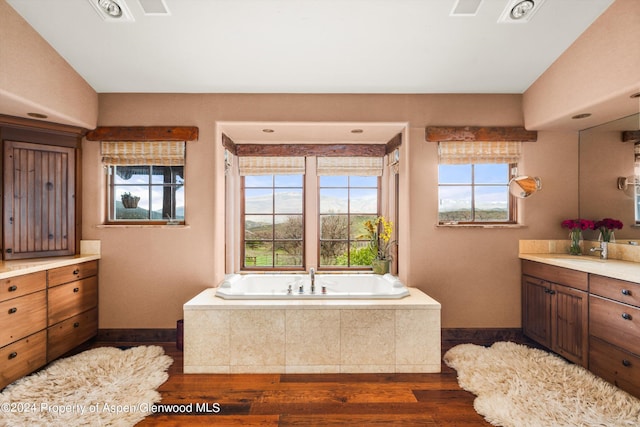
[
  {"x1": 242, "y1": 175, "x2": 304, "y2": 269},
  {"x1": 319, "y1": 176, "x2": 379, "y2": 268},
  {"x1": 438, "y1": 163, "x2": 516, "y2": 224},
  {"x1": 102, "y1": 140, "x2": 186, "y2": 224},
  {"x1": 108, "y1": 165, "x2": 184, "y2": 222}
]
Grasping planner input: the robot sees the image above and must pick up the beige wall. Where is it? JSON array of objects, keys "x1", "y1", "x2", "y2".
[
  {"x1": 524, "y1": 0, "x2": 640, "y2": 131},
  {"x1": 0, "y1": 0, "x2": 98, "y2": 128},
  {"x1": 83, "y1": 93, "x2": 577, "y2": 329}
]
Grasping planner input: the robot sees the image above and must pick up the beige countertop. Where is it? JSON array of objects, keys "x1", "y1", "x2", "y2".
[
  {"x1": 519, "y1": 253, "x2": 640, "y2": 283},
  {"x1": 0, "y1": 254, "x2": 101, "y2": 280}
]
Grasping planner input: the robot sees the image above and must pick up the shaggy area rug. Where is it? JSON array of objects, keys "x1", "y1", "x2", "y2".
[
  {"x1": 0, "y1": 345, "x2": 173, "y2": 427},
  {"x1": 444, "y1": 341, "x2": 640, "y2": 427}
]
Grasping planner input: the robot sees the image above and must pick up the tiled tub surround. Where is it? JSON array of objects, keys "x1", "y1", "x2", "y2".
[{"x1": 183, "y1": 288, "x2": 441, "y2": 374}]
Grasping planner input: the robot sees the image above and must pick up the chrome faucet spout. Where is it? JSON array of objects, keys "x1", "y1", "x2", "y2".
[
  {"x1": 590, "y1": 241, "x2": 608, "y2": 260},
  {"x1": 310, "y1": 267, "x2": 316, "y2": 293}
]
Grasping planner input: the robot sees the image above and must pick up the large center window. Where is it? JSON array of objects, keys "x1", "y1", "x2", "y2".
[{"x1": 319, "y1": 176, "x2": 379, "y2": 268}]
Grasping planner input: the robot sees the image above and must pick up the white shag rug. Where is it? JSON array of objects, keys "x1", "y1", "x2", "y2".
[
  {"x1": 0, "y1": 345, "x2": 173, "y2": 427},
  {"x1": 444, "y1": 341, "x2": 640, "y2": 427}
]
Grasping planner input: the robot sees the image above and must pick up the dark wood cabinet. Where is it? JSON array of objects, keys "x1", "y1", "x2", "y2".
[{"x1": 521, "y1": 260, "x2": 588, "y2": 367}]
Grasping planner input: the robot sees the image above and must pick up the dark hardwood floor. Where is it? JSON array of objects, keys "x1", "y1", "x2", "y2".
[{"x1": 83, "y1": 338, "x2": 530, "y2": 426}]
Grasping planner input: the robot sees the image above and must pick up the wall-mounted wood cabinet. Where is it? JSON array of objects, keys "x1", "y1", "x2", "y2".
[{"x1": 0, "y1": 117, "x2": 84, "y2": 260}]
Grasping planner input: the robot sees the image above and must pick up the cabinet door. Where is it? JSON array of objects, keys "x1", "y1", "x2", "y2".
[
  {"x1": 3, "y1": 141, "x2": 75, "y2": 259},
  {"x1": 522, "y1": 275, "x2": 552, "y2": 348},
  {"x1": 551, "y1": 284, "x2": 588, "y2": 367}
]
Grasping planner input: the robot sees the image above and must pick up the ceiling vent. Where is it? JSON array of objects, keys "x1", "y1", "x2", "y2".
[
  {"x1": 87, "y1": 0, "x2": 134, "y2": 22},
  {"x1": 138, "y1": 0, "x2": 170, "y2": 15},
  {"x1": 498, "y1": 0, "x2": 546, "y2": 23},
  {"x1": 451, "y1": 0, "x2": 483, "y2": 16}
]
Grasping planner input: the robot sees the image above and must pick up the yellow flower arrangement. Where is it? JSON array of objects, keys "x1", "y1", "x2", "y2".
[{"x1": 361, "y1": 216, "x2": 395, "y2": 261}]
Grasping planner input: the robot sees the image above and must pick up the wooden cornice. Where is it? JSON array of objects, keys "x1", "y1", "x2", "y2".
[
  {"x1": 85, "y1": 126, "x2": 199, "y2": 141},
  {"x1": 622, "y1": 130, "x2": 640, "y2": 143},
  {"x1": 385, "y1": 133, "x2": 402, "y2": 154},
  {"x1": 235, "y1": 144, "x2": 387, "y2": 157},
  {"x1": 222, "y1": 133, "x2": 237, "y2": 154},
  {"x1": 425, "y1": 126, "x2": 537, "y2": 142},
  {"x1": 0, "y1": 114, "x2": 87, "y2": 137}
]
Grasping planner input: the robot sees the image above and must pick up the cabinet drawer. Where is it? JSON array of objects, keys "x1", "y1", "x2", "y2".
[
  {"x1": 590, "y1": 275, "x2": 640, "y2": 307},
  {"x1": 0, "y1": 290, "x2": 46, "y2": 347},
  {"x1": 47, "y1": 260, "x2": 98, "y2": 287},
  {"x1": 0, "y1": 271, "x2": 46, "y2": 303},
  {"x1": 48, "y1": 276, "x2": 98, "y2": 325},
  {"x1": 589, "y1": 337, "x2": 640, "y2": 398},
  {"x1": 521, "y1": 260, "x2": 588, "y2": 291},
  {"x1": 47, "y1": 308, "x2": 98, "y2": 362},
  {"x1": 0, "y1": 330, "x2": 46, "y2": 390},
  {"x1": 590, "y1": 295, "x2": 640, "y2": 354}
]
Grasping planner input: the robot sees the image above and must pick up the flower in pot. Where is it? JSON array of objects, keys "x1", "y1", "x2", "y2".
[
  {"x1": 361, "y1": 216, "x2": 395, "y2": 274},
  {"x1": 121, "y1": 192, "x2": 140, "y2": 209}
]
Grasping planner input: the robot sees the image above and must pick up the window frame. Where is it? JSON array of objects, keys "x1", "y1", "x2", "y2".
[
  {"x1": 105, "y1": 164, "x2": 186, "y2": 225},
  {"x1": 317, "y1": 175, "x2": 381, "y2": 270},
  {"x1": 240, "y1": 174, "x2": 306, "y2": 271},
  {"x1": 437, "y1": 162, "x2": 518, "y2": 225}
]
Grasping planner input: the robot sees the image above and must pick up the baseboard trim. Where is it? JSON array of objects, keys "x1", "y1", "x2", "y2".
[
  {"x1": 97, "y1": 328, "x2": 176, "y2": 343},
  {"x1": 442, "y1": 328, "x2": 524, "y2": 344}
]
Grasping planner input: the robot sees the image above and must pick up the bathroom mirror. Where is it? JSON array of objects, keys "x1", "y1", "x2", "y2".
[
  {"x1": 509, "y1": 176, "x2": 541, "y2": 198},
  {"x1": 579, "y1": 113, "x2": 640, "y2": 240}
]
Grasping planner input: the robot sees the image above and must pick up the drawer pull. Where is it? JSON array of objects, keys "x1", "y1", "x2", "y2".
[
  {"x1": 622, "y1": 289, "x2": 632, "y2": 296},
  {"x1": 622, "y1": 313, "x2": 633, "y2": 321},
  {"x1": 73, "y1": 269, "x2": 80, "y2": 276},
  {"x1": 8, "y1": 352, "x2": 17, "y2": 360},
  {"x1": 8, "y1": 285, "x2": 17, "y2": 292},
  {"x1": 622, "y1": 359, "x2": 632, "y2": 367},
  {"x1": 73, "y1": 322, "x2": 80, "y2": 328},
  {"x1": 73, "y1": 287, "x2": 80, "y2": 293},
  {"x1": 8, "y1": 307, "x2": 17, "y2": 314}
]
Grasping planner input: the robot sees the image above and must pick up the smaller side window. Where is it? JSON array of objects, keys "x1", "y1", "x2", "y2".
[
  {"x1": 108, "y1": 165, "x2": 185, "y2": 223},
  {"x1": 438, "y1": 163, "x2": 516, "y2": 224}
]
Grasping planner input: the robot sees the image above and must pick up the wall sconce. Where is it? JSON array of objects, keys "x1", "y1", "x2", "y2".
[
  {"x1": 617, "y1": 176, "x2": 637, "y2": 198},
  {"x1": 509, "y1": 176, "x2": 542, "y2": 198}
]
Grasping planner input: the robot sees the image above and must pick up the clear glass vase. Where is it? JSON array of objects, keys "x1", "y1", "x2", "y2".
[{"x1": 569, "y1": 229, "x2": 583, "y2": 255}]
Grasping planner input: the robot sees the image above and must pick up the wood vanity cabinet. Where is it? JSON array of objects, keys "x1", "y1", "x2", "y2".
[
  {"x1": 0, "y1": 272, "x2": 48, "y2": 389},
  {"x1": 589, "y1": 274, "x2": 640, "y2": 397},
  {"x1": 521, "y1": 260, "x2": 589, "y2": 367},
  {"x1": 0, "y1": 260, "x2": 98, "y2": 389},
  {"x1": 47, "y1": 260, "x2": 99, "y2": 362}
]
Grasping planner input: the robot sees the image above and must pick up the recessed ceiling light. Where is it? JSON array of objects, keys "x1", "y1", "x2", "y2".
[
  {"x1": 510, "y1": 0, "x2": 535, "y2": 19},
  {"x1": 571, "y1": 113, "x2": 592, "y2": 120},
  {"x1": 631, "y1": 92, "x2": 640, "y2": 99},
  {"x1": 350, "y1": 129, "x2": 364, "y2": 134},
  {"x1": 98, "y1": 0, "x2": 122, "y2": 17},
  {"x1": 262, "y1": 129, "x2": 275, "y2": 133},
  {"x1": 27, "y1": 112, "x2": 48, "y2": 119},
  {"x1": 87, "y1": 0, "x2": 134, "y2": 22}
]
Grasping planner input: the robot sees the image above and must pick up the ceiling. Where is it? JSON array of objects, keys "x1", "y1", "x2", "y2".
[{"x1": 6, "y1": 0, "x2": 615, "y2": 94}]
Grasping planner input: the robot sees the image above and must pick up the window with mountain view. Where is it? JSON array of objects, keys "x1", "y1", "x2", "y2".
[{"x1": 438, "y1": 163, "x2": 515, "y2": 224}]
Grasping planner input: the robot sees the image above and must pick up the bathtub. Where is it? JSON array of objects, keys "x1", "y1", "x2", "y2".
[{"x1": 215, "y1": 273, "x2": 410, "y2": 299}]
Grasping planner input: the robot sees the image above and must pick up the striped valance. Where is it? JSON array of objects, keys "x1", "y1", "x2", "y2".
[
  {"x1": 239, "y1": 156, "x2": 305, "y2": 176},
  {"x1": 101, "y1": 141, "x2": 185, "y2": 166},
  {"x1": 316, "y1": 157, "x2": 383, "y2": 176},
  {"x1": 438, "y1": 141, "x2": 522, "y2": 165}
]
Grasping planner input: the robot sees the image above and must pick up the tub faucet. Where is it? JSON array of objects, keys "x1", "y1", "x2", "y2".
[
  {"x1": 310, "y1": 267, "x2": 316, "y2": 293},
  {"x1": 590, "y1": 241, "x2": 608, "y2": 260}
]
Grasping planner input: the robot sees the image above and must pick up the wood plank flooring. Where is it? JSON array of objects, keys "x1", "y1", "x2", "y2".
[{"x1": 85, "y1": 340, "x2": 501, "y2": 426}]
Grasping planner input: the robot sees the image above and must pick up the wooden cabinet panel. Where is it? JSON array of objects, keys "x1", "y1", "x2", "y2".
[
  {"x1": 47, "y1": 260, "x2": 98, "y2": 287},
  {"x1": 0, "y1": 330, "x2": 47, "y2": 390},
  {"x1": 0, "y1": 271, "x2": 46, "y2": 302},
  {"x1": 522, "y1": 275, "x2": 552, "y2": 348},
  {"x1": 590, "y1": 295, "x2": 640, "y2": 355},
  {"x1": 0, "y1": 290, "x2": 46, "y2": 347},
  {"x1": 48, "y1": 276, "x2": 98, "y2": 325},
  {"x1": 522, "y1": 260, "x2": 588, "y2": 291},
  {"x1": 47, "y1": 308, "x2": 98, "y2": 362},
  {"x1": 589, "y1": 336, "x2": 640, "y2": 398},
  {"x1": 590, "y1": 275, "x2": 640, "y2": 308},
  {"x1": 3, "y1": 141, "x2": 75, "y2": 260},
  {"x1": 551, "y1": 284, "x2": 588, "y2": 366}
]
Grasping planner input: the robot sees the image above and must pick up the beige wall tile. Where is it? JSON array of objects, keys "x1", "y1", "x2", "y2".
[
  {"x1": 341, "y1": 310, "x2": 395, "y2": 366},
  {"x1": 229, "y1": 309, "x2": 285, "y2": 367},
  {"x1": 286, "y1": 309, "x2": 340, "y2": 366}
]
